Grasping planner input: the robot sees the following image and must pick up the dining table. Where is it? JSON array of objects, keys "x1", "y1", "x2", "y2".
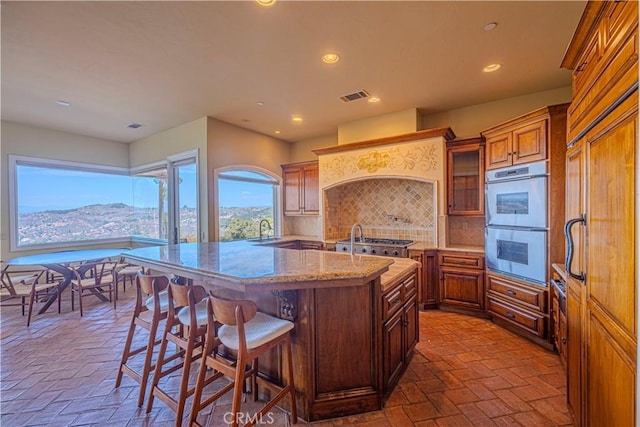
[{"x1": 2, "y1": 248, "x2": 131, "y2": 314}]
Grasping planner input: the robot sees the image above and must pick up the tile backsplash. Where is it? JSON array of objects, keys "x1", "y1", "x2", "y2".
[
  {"x1": 324, "y1": 178, "x2": 436, "y2": 245},
  {"x1": 447, "y1": 215, "x2": 485, "y2": 247}
]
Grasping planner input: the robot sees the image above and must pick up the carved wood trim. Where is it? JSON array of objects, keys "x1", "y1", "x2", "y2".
[{"x1": 312, "y1": 127, "x2": 455, "y2": 155}]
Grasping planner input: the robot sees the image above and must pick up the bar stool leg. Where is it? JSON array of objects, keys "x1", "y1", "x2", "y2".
[
  {"x1": 146, "y1": 326, "x2": 170, "y2": 413},
  {"x1": 230, "y1": 354, "x2": 247, "y2": 427}
]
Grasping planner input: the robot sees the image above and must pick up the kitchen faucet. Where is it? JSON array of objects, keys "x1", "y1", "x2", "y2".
[
  {"x1": 350, "y1": 223, "x2": 364, "y2": 255},
  {"x1": 259, "y1": 219, "x2": 272, "y2": 240}
]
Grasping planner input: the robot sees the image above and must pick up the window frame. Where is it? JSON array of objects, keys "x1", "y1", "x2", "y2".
[
  {"x1": 213, "y1": 165, "x2": 282, "y2": 242},
  {"x1": 8, "y1": 154, "x2": 132, "y2": 251},
  {"x1": 9, "y1": 150, "x2": 200, "y2": 251}
]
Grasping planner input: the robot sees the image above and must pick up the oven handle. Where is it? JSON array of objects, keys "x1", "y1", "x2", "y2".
[{"x1": 564, "y1": 214, "x2": 586, "y2": 282}]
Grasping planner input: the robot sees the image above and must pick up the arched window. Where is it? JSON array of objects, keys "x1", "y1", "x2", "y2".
[{"x1": 216, "y1": 168, "x2": 280, "y2": 242}]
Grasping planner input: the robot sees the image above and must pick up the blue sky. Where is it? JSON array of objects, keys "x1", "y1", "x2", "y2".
[
  {"x1": 17, "y1": 164, "x2": 271, "y2": 213},
  {"x1": 218, "y1": 179, "x2": 273, "y2": 208},
  {"x1": 18, "y1": 164, "x2": 197, "y2": 212}
]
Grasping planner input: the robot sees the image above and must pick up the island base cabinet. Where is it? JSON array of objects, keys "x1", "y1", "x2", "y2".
[
  {"x1": 202, "y1": 267, "x2": 420, "y2": 422},
  {"x1": 383, "y1": 306, "x2": 404, "y2": 391},
  {"x1": 381, "y1": 270, "x2": 419, "y2": 397}
]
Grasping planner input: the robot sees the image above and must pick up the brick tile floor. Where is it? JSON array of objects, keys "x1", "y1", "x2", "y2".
[{"x1": 1, "y1": 287, "x2": 573, "y2": 426}]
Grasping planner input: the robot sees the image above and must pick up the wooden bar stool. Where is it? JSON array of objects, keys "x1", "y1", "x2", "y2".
[
  {"x1": 146, "y1": 283, "x2": 208, "y2": 427},
  {"x1": 189, "y1": 296, "x2": 297, "y2": 427},
  {"x1": 115, "y1": 271, "x2": 169, "y2": 407}
]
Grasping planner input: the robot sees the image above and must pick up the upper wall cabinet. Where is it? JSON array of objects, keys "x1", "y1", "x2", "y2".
[
  {"x1": 482, "y1": 104, "x2": 570, "y2": 172},
  {"x1": 483, "y1": 119, "x2": 547, "y2": 170},
  {"x1": 282, "y1": 161, "x2": 319, "y2": 216},
  {"x1": 446, "y1": 138, "x2": 485, "y2": 215}
]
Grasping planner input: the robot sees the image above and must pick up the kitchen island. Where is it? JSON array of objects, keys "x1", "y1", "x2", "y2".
[{"x1": 122, "y1": 242, "x2": 418, "y2": 421}]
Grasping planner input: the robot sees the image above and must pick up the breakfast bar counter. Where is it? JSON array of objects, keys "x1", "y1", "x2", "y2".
[{"x1": 123, "y1": 242, "x2": 417, "y2": 422}]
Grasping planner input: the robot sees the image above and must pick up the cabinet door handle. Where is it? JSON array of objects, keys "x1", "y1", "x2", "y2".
[
  {"x1": 562, "y1": 337, "x2": 567, "y2": 345},
  {"x1": 505, "y1": 312, "x2": 516, "y2": 319},
  {"x1": 576, "y1": 61, "x2": 587, "y2": 72},
  {"x1": 506, "y1": 289, "x2": 516, "y2": 296},
  {"x1": 564, "y1": 214, "x2": 586, "y2": 282}
]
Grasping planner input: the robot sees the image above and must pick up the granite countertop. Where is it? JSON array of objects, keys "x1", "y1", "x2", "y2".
[
  {"x1": 408, "y1": 241, "x2": 484, "y2": 253},
  {"x1": 274, "y1": 236, "x2": 485, "y2": 254},
  {"x1": 380, "y1": 257, "x2": 420, "y2": 293},
  {"x1": 122, "y1": 241, "x2": 393, "y2": 292},
  {"x1": 552, "y1": 263, "x2": 568, "y2": 282}
]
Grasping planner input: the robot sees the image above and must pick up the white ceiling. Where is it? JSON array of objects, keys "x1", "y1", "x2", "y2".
[{"x1": 1, "y1": 1, "x2": 586, "y2": 144}]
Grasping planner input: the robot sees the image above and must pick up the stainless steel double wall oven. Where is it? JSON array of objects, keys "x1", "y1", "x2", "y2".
[{"x1": 485, "y1": 161, "x2": 548, "y2": 284}]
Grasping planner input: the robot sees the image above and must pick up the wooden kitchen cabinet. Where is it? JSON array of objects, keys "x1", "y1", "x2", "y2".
[
  {"x1": 482, "y1": 104, "x2": 569, "y2": 172},
  {"x1": 446, "y1": 138, "x2": 485, "y2": 215},
  {"x1": 409, "y1": 249, "x2": 438, "y2": 309},
  {"x1": 382, "y1": 270, "x2": 418, "y2": 395},
  {"x1": 550, "y1": 272, "x2": 567, "y2": 368},
  {"x1": 566, "y1": 275, "x2": 582, "y2": 425},
  {"x1": 486, "y1": 273, "x2": 548, "y2": 341},
  {"x1": 438, "y1": 251, "x2": 484, "y2": 312},
  {"x1": 482, "y1": 102, "x2": 568, "y2": 346},
  {"x1": 560, "y1": 2, "x2": 638, "y2": 424},
  {"x1": 282, "y1": 161, "x2": 319, "y2": 215},
  {"x1": 564, "y1": 139, "x2": 586, "y2": 425},
  {"x1": 483, "y1": 119, "x2": 546, "y2": 170}
]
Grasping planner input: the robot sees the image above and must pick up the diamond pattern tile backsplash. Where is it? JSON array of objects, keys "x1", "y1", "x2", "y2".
[{"x1": 324, "y1": 178, "x2": 436, "y2": 245}]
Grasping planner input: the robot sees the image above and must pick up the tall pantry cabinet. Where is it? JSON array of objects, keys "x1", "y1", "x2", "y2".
[{"x1": 561, "y1": 1, "x2": 638, "y2": 426}]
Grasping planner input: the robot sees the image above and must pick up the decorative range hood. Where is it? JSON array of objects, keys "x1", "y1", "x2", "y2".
[
  {"x1": 312, "y1": 127, "x2": 455, "y2": 189},
  {"x1": 312, "y1": 127, "x2": 456, "y2": 245}
]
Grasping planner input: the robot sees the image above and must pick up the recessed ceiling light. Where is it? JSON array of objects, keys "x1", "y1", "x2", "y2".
[
  {"x1": 256, "y1": 0, "x2": 275, "y2": 6},
  {"x1": 291, "y1": 116, "x2": 303, "y2": 123},
  {"x1": 322, "y1": 53, "x2": 340, "y2": 64},
  {"x1": 56, "y1": 100, "x2": 71, "y2": 107},
  {"x1": 368, "y1": 96, "x2": 381, "y2": 103},
  {"x1": 275, "y1": 130, "x2": 281, "y2": 134},
  {"x1": 484, "y1": 22, "x2": 498, "y2": 31},
  {"x1": 128, "y1": 123, "x2": 143, "y2": 129},
  {"x1": 257, "y1": 101, "x2": 265, "y2": 106},
  {"x1": 483, "y1": 63, "x2": 501, "y2": 73}
]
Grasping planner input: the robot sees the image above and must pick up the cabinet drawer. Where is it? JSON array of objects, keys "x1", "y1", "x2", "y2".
[
  {"x1": 403, "y1": 274, "x2": 416, "y2": 299},
  {"x1": 382, "y1": 287, "x2": 404, "y2": 321},
  {"x1": 486, "y1": 274, "x2": 547, "y2": 313},
  {"x1": 438, "y1": 252, "x2": 484, "y2": 269},
  {"x1": 487, "y1": 296, "x2": 547, "y2": 338}
]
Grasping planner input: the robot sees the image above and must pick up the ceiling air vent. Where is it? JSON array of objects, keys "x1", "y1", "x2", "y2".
[{"x1": 339, "y1": 90, "x2": 370, "y2": 103}]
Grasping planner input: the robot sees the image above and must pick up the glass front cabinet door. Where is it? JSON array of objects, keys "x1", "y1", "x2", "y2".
[{"x1": 446, "y1": 138, "x2": 485, "y2": 216}]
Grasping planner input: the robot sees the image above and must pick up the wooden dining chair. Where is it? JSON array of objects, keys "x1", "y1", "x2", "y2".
[
  {"x1": 115, "y1": 271, "x2": 169, "y2": 407},
  {"x1": 0, "y1": 267, "x2": 60, "y2": 326},
  {"x1": 146, "y1": 283, "x2": 209, "y2": 427},
  {"x1": 109, "y1": 257, "x2": 143, "y2": 297},
  {"x1": 189, "y1": 296, "x2": 297, "y2": 427},
  {"x1": 70, "y1": 260, "x2": 116, "y2": 316}
]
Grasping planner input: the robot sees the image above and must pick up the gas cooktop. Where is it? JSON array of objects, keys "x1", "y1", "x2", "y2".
[
  {"x1": 335, "y1": 238, "x2": 414, "y2": 257},
  {"x1": 336, "y1": 238, "x2": 414, "y2": 246}
]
